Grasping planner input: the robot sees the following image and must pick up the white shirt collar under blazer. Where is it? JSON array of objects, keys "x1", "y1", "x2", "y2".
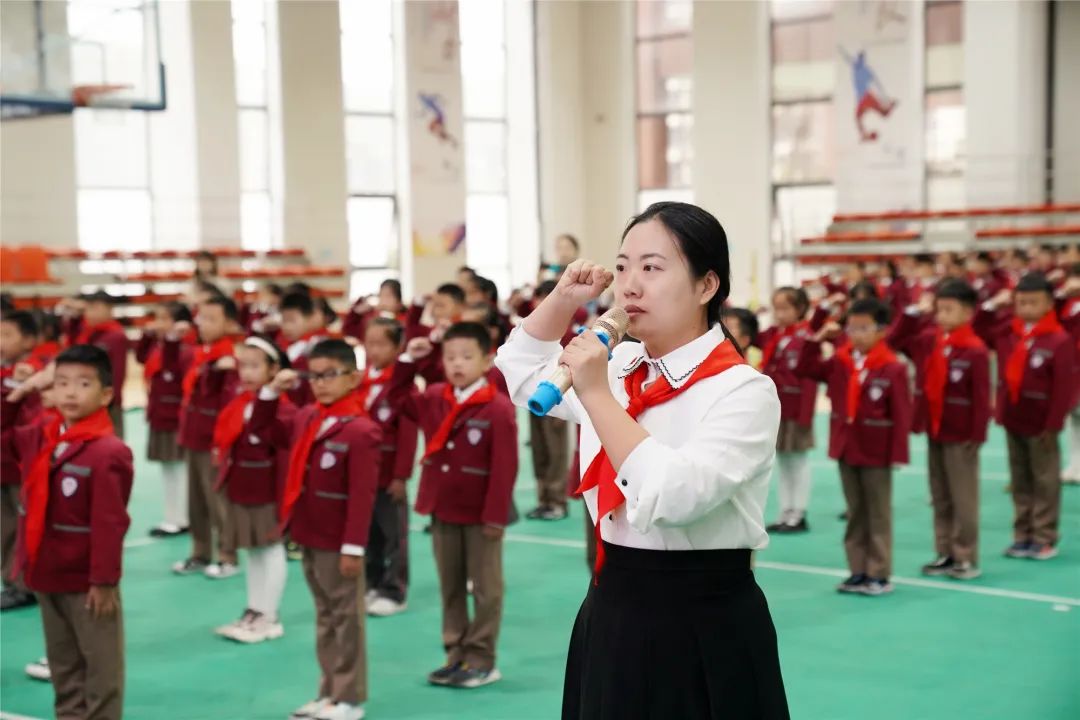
[{"x1": 616, "y1": 324, "x2": 728, "y2": 388}]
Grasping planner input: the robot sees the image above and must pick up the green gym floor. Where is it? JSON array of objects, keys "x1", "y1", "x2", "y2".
[{"x1": 1, "y1": 409, "x2": 1078, "y2": 720}]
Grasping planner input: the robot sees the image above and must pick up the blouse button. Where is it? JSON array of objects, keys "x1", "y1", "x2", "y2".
[
  {"x1": 620, "y1": 479, "x2": 627, "y2": 487},
  {"x1": 608, "y1": 513, "x2": 614, "y2": 521}
]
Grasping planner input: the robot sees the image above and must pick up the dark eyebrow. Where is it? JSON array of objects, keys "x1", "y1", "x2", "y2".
[{"x1": 615, "y1": 253, "x2": 667, "y2": 261}]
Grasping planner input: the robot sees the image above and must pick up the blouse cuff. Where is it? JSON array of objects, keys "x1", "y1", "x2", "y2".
[
  {"x1": 340, "y1": 543, "x2": 366, "y2": 557},
  {"x1": 616, "y1": 437, "x2": 660, "y2": 521},
  {"x1": 511, "y1": 325, "x2": 565, "y2": 356}
]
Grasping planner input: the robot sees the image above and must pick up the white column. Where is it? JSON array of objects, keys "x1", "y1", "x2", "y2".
[
  {"x1": 692, "y1": 0, "x2": 771, "y2": 306},
  {"x1": 964, "y1": 0, "x2": 1049, "y2": 206},
  {"x1": 275, "y1": 0, "x2": 349, "y2": 268},
  {"x1": 0, "y1": 0, "x2": 78, "y2": 249},
  {"x1": 506, "y1": 0, "x2": 540, "y2": 289},
  {"x1": 1052, "y1": 0, "x2": 1080, "y2": 202}
]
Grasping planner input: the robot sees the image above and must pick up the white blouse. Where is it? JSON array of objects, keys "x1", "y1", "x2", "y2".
[{"x1": 495, "y1": 324, "x2": 781, "y2": 551}]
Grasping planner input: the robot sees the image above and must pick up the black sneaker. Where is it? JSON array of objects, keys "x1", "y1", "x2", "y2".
[
  {"x1": 525, "y1": 506, "x2": 549, "y2": 520},
  {"x1": 423, "y1": 523, "x2": 433, "y2": 534},
  {"x1": 783, "y1": 517, "x2": 809, "y2": 533},
  {"x1": 171, "y1": 557, "x2": 210, "y2": 575},
  {"x1": 921, "y1": 556, "x2": 954, "y2": 576},
  {"x1": 836, "y1": 573, "x2": 867, "y2": 593},
  {"x1": 858, "y1": 578, "x2": 894, "y2": 596},
  {"x1": 446, "y1": 665, "x2": 502, "y2": 688},
  {"x1": 428, "y1": 661, "x2": 463, "y2": 686},
  {"x1": 538, "y1": 506, "x2": 568, "y2": 521},
  {"x1": 766, "y1": 520, "x2": 790, "y2": 533},
  {"x1": 946, "y1": 561, "x2": 981, "y2": 580},
  {"x1": 149, "y1": 524, "x2": 189, "y2": 538},
  {"x1": 1003, "y1": 541, "x2": 1034, "y2": 559},
  {"x1": 837, "y1": 510, "x2": 849, "y2": 521},
  {"x1": 0, "y1": 587, "x2": 37, "y2": 611}
]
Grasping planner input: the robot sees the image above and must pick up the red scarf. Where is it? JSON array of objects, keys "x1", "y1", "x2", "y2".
[
  {"x1": 761, "y1": 322, "x2": 807, "y2": 371},
  {"x1": 181, "y1": 337, "x2": 236, "y2": 404},
  {"x1": 924, "y1": 324, "x2": 985, "y2": 437},
  {"x1": 835, "y1": 341, "x2": 897, "y2": 423},
  {"x1": 1005, "y1": 312, "x2": 1064, "y2": 403},
  {"x1": 279, "y1": 394, "x2": 364, "y2": 526},
  {"x1": 575, "y1": 340, "x2": 745, "y2": 577},
  {"x1": 356, "y1": 365, "x2": 393, "y2": 411},
  {"x1": 28, "y1": 341, "x2": 61, "y2": 371},
  {"x1": 17, "y1": 407, "x2": 113, "y2": 573},
  {"x1": 211, "y1": 390, "x2": 255, "y2": 465},
  {"x1": 74, "y1": 319, "x2": 124, "y2": 345},
  {"x1": 143, "y1": 328, "x2": 198, "y2": 382},
  {"x1": 421, "y1": 383, "x2": 497, "y2": 461}
]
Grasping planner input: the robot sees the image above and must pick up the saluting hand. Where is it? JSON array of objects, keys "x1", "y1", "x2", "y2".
[
  {"x1": 269, "y1": 369, "x2": 299, "y2": 394},
  {"x1": 554, "y1": 260, "x2": 614, "y2": 306}
]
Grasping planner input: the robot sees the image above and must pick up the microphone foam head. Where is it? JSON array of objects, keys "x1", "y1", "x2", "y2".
[{"x1": 594, "y1": 307, "x2": 630, "y2": 345}]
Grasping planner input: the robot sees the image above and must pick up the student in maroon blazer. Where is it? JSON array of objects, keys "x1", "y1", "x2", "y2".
[
  {"x1": 239, "y1": 282, "x2": 283, "y2": 334},
  {"x1": 211, "y1": 337, "x2": 296, "y2": 644},
  {"x1": 172, "y1": 296, "x2": 242, "y2": 578},
  {"x1": 401, "y1": 322, "x2": 517, "y2": 690},
  {"x1": 274, "y1": 339, "x2": 382, "y2": 720},
  {"x1": 58, "y1": 291, "x2": 129, "y2": 438},
  {"x1": 342, "y1": 279, "x2": 407, "y2": 342},
  {"x1": 280, "y1": 291, "x2": 333, "y2": 408},
  {"x1": 355, "y1": 318, "x2": 419, "y2": 617},
  {"x1": 13, "y1": 345, "x2": 132, "y2": 720},
  {"x1": 974, "y1": 272, "x2": 1074, "y2": 561},
  {"x1": 404, "y1": 283, "x2": 466, "y2": 385},
  {"x1": 889, "y1": 280, "x2": 991, "y2": 579},
  {"x1": 795, "y1": 298, "x2": 912, "y2": 597},
  {"x1": 755, "y1": 287, "x2": 819, "y2": 533},
  {"x1": 135, "y1": 301, "x2": 195, "y2": 539},
  {"x1": 1, "y1": 310, "x2": 43, "y2": 611},
  {"x1": 967, "y1": 252, "x2": 1005, "y2": 304}
]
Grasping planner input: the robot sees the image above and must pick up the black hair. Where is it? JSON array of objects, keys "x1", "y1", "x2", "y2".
[
  {"x1": 162, "y1": 301, "x2": 193, "y2": 324},
  {"x1": 80, "y1": 289, "x2": 117, "y2": 306},
  {"x1": 195, "y1": 280, "x2": 224, "y2": 299},
  {"x1": 622, "y1": 202, "x2": 742, "y2": 355},
  {"x1": 477, "y1": 277, "x2": 499, "y2": 304},
  {"x1": 1011, "y1": 248, "x2": 1029, "y2": 262},
  {"x1": 0, "y1": 293, "x2": 14, "y2": 313},
  {"x1": 1014, "y1": 272, "x2": 1054, "y2": 297},
  {"x1": 444, "y1": 321, "x2": 493, "y2": 355},
  {"x1": 914, "y1": 253, "x2": 935, "y2": 266},
  {"x1": 557, "y1": 233, "x2": 581, "y2": 252},
  {"x1": 849, "y1": 280, "x2": 880, "y2": 300},
  {"x1": 194, "y1": 250, "x2": 219, "y2": 277},
  {"x1": 1, "y1": 310, "x2": 39, "y2": 338},
  {"x1": 1069, "y1": 262, "x2": 1080, "y2": 278},
  {"x1": 883, "y1": 259, "x2": 899, "y2": 280},
  {"x1": 772, "y1": 286, "x2": 810, "y2": 319},
  {"x1": 973, "y1": 251, "x2": 993, "y2": 265},
  {"x1": 457, "y1": 266, "x2": 477, "y2": 279},
  {"x1": 379, "y1": 279, "x2": 403, "y2": 304},
  {"x1": 1038, "y1": 244, "x2": 1056, "y2": 255},
  {"x1": 308, "y1": 338, "x2": 357, "y2": 371},
  {"x1": 435, "y1": 283, "x2": 466, "y2": 305},
  {"x1": 201, "y1": 294, "x2": 239, "y2": 322},
  {"x1": 32, "y1": 310, "x2": 61, "y2": 342},
  {"x1": 243, "y1": 334, "x2": 291, "y2": 370},
  {"x1": 934, "y1": 278, "x2": 978, "y2": 308},
  {"x1": 720, "y1": 307, "x2": 759, "y2": 351},
  {"x1": 281, "y1": 291, "x2": 316, "y2": 316},
  {"x1": 848, "y1": 297, "x2": 892, "y2": 327},
  {"x1": 55, "y1": 344, "x2": 113, "y2": 388},
  {"x1": 318, "y1": 296, "x2": 338, "y2": 325},
  {"x1": 282, "y1": 281, "x2": 313, "y2": 297},
  {"x1": 368, "y1": 317, "x2": 404, "y2": 346},
  {"x1": 535, "y1": 280, "x2": 558, "y2": 298},
  {"x1": 262, "y1": 282, "x2": 284, "y2": 299}
]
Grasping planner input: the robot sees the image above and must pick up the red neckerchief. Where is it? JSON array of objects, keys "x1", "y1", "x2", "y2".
[
  {"x1": 74, "y1": 319, "x2": 124, "y2": 346},
  {"x1": 27, "y1": 341, "x2": 60, "y2": 371},
  {"x1": 143, "y1": 328, "x2": 198, "y2": 382},
  {"x1": 761, "y1": 321, "x2": 807, "y2": 371},
  {"x1": 279, "y1": 394, "x2": 364, "y2": 527},
  {"x1": 16, "y1": 407, "x2": 113, "y2": 573},
  {"x1": 835, "y1": 341, "x2": 897, "y2": 423},
  {"x1": 575, "y1": 340, "x2": 745, "y2": 578},
  {"x1": 356, "y1": 364, "x2": 394, "y2": 411},
  {"x1": 181, "y1": 336, "x2": 237, "y2": 405},
  {"x1": 421, "y1": 383, "x2": 496, "y2": 461},
  {"x1": 1005, "y1": 312, "x2": 1064, "y2": 403},
  {"x1": 211, "y1": 390, "x2": 255, "y2": 465},
  {"x1": 924, "y1": 324, "x2": 984, "y2": 437}
]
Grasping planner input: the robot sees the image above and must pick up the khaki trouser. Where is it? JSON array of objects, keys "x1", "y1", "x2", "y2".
[
  {"x1": 187, "y1": 450, "x2": 234, "y2": 563},
  {"x1": 927, "y1": 440, "x2": 980, "y2": 563},
  {"x1": 431, "y1": 519, "x2": 504, "y2": 670},
  {"x1": 301, "y1": 547, "x2": 367, "y2": 705},
  {"x1": 38, "y1": 591, "x2": 124, "y2": 720},
  {"x1": 839, "y1": 462, "x2": 893, "y2": 578},
  {"x1": 1006, "y1": 431, "x2": 1063, "y2": 546},
  {"x1": 1, "y1": 484, "x2": 24, "y2": 590},
  {"x1": 529, "y1": 413, "x2": 570, "y2": 510}
]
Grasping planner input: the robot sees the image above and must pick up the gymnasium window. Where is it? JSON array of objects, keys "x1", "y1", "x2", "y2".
[
  {"x1": 634, "y1": 0, "x2": 693, "y2": 211},
  {"x1": 339, "y1": 0, "x2": 400, "y2": 299},
  {"x1": 924, "y1": 0, "x2": 965, "y2": 208},
  {"x1": 231, "y1": 0, "x2": 280, "y2": 251}
]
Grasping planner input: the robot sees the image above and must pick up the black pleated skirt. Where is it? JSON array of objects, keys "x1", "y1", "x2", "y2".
[{"x1": 563, "y1": 543, "x2": 790, "y2": 720}]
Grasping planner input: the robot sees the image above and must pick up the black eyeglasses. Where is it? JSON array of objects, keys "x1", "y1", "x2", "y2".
[{"x1": 299, "y1": 369, "x2": 351, "y2": 383}]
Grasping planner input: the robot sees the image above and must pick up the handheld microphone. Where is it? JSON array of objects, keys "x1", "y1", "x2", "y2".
[{"x1": 527, "y1": 307, "x2": 630, "y2": 417}]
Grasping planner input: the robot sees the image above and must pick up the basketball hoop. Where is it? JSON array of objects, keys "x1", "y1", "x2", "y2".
[{"x1": 71, "y1": 83, "x2": 133, "y2": 107}]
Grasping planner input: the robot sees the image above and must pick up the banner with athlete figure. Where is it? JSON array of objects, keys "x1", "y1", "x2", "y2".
[{"x1": 834, "y1": 0, "x2": 925, "y2": 213}]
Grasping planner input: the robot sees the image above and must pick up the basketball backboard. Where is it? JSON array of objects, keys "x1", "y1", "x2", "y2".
[{"x1": 1, "y1": 0, "x2": 166, "y2": 119}]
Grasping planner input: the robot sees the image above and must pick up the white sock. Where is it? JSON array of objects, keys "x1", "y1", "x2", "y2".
[
  {"x1": 775, "y1": 454, "x2": 794, "y2": 522},
  {"x1": 249, "y1": 543, "x2": 287, "y2": 620},
  {"x1": 788, "y1": 452, "x2": 812, "y2": 520},
  {"x1": 161, "y1": 462, "x2": 188, "y2": 528},
  {"x1": 1067, "y1": 410, "x2": 1080, "y2": 475},
  {"x1": 246, "y1": 548, "x2": 264, "y2": 613}
]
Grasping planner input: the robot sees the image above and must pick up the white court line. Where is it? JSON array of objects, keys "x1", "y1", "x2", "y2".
[
  {"x1": 0, "y1": 711, "x2": 48, "y2": 720},
  {"x1": 496, "y1": 531, "x2": 1080, "y2": 608}
]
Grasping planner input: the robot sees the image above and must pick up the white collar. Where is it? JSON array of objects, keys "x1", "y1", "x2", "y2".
[
  {"x1": 367, "y1": 364, "x2": 387, "y2": 380},
  {"x1": 454, "y1": 377, "x2": 488, "y2": 403},
  {"x1": 617, "y1": 325, "x2": 726, "y2": 389}
]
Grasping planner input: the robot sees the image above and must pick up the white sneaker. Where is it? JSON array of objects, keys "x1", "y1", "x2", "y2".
[
  {"x1": 232, "y1": 614, "x2": 284, "y2": 644},
  {"x1": 290, "y1": 697, "x2": 331, "y2": 719},
  {"x1": 314, "y1": 703, "x2": 365, "y2": 720},
  {"x1": 24, "y1": 657, "x2": 50, "y2": 681},
  {"x1": 364, "y1": 589, "x2": 378, "y2": 609},
  {"x1": 215, "y1": 609, "x2": 258, "y2": 639},
  {"x1": 204, "y1": 561, "x2": 240, "y2": 579},
  {"x1": 366, "y1": 596, "x2": 407, "y2": 617}
]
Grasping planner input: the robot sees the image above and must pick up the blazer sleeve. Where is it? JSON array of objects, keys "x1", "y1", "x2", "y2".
[
  {"x1": 970, "y1": 349, "x2": 992, "y2": 444},
  {"x1": 89, "y1": 445, "x2": 134, "y2": 586},
  {"x1": 1047, "y1": 336, "x2": 1076, "y2": 433},
  {"x1": 888, "y1": 364, "x2": 912, "y2": 465},
  {"x1": 342, "y1": 421, "x2": 383, "y2": 550},
  {"x1": 793, "y1": 339, "x2": 833, "y2": 383},
  {"x1": 393, "y1": 413, "x2": 419, "y2": 481},
  {"x1": 481, "y1": 401, "x2": 518, "y2": 527},
  {"x1": 133, "y1": 334, "x2": 155, "y2": 364}
]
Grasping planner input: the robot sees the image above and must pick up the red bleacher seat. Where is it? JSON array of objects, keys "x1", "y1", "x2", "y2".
[
  {"x1": 801, "y1": 230, "x2": 920, "y2": 245},
  {"x1": 975, "y1": 224, "x2": 1080, "y2": 239},
  {"x1": 832, "y1": 202, "x2": 1080, "y2": 225}
]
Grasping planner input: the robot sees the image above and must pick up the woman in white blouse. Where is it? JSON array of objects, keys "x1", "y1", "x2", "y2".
[{"x1": 496, "y1": 202, "x2": 789, "y2": 719}]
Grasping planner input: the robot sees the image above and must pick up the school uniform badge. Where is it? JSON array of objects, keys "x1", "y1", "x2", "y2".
[
  {"x1": 467, "y1": 428, "x2": 483, "y2": 446},
  {"x1": 61, "y1": 477, "x2": 78, "y2": 497},
  {"x1": 249, "y1": 433, "x2": 260, "y2": 445},
  {"x1": 1031, "y1": 354, "x2": 1044, "y2": 369},
  {"x1": 320, "y1": 452, "x2": 336, "y2": 469},
  {"x1": 868, "y1": 386, "x2": 883, "y2": 402},
  {"x1": 949, "y1": 368, "x2": 963, "y2": 383},
  {"x1": 377, "y1": 406, "x2": 392, "y2": 422}
]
